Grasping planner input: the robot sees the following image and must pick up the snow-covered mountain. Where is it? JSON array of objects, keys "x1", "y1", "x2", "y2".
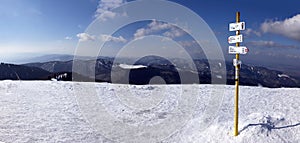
[
  {"x1": 23, "y1": 57, "x2": 300, "y2": 88},
  {"x1": 0, "y1": 56, "x2": 298, "y2": 88},
  {"x1": 0, "y1": 81, "x2": 299, "y2": 143}
]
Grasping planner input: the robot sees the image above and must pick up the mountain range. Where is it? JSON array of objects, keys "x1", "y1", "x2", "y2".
[{"x1": 0, "y1": 55, "x2": 299, "y2": 88}]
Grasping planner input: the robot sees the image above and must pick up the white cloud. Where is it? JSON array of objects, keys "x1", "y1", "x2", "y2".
[
  {"x1": 133, "y1": 20, "x2": 186, "y2": 39},
  {"x1": 177, "y1": 41, "x2": 197, "y2": 47},
  {"x1": 76, "y1": 33, "x2": 96, "y2": 42},
  {"x1": 100, "y1": 34, "x2": 127, "y2": 43},
  {"x1": 247, "y1": 40, "x2": 299, "y2": 49},
  {"x1": 97, "y1": 11, "x2": 117, "y2": 21},
  {"x1": 248, "y1": 40, "x2": 276, "y2": 47},
  {"x1": 163, "y1": 28, "x2": 186, "y2": 38},
  {"x1": 134, "y1": 20, "x2": 172, "y2": 38},
  {"x1": 95, "y1": 0, "x2": 126, "y2": 21},
  {"x1": 76, "y1": 33, "x2": 127, "y2": 43},
  {"x1": 148, "y1": 20, "x2": 173, "y2": 31},
  {"x1": 261, "y1": 14, "x2": 300, "y2": 41},
  {"x1": 65, "y1": 36, "x2": 72, "y2": 40},
  {"x1": 244, "y1": 28, "x2": 261, "y2": 37},
  {"x1": 134, "y1": 28, "x2": 147, "y2": 39}
]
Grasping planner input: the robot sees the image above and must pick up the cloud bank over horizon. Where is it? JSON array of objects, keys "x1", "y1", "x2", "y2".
[{"x1": 260, "y1": 14, "x2": 300, "y2": 41}]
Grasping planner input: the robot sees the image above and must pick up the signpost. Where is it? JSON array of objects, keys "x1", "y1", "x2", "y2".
[
  {"x1": 228, "y1": 35, "x2": 243, "y2": 44},
  {"x1": 229, "y1": 22, "x2": 245, "y2": 31},
  {"x1": 228, "y1": 12, "x2": 248, "y2": 136},
  {"x1": 228, "y1": 46, "x2": 249, "y2": 54}
]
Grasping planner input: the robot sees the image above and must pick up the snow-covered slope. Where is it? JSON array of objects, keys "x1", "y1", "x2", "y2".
[{"x1": 0, "y1": 81, "x2": 299, "y2": 143}]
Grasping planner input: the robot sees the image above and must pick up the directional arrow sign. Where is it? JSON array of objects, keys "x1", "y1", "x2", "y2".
[
  {"x1": 229, "y1": 22, "x2": 245, "y2": 31},
  {"x1": 228, "y1": 46, "x2": 249, "y2": 54},
  {"x1": 228, "y1": 35, "x2": 243, "y2": 44}
]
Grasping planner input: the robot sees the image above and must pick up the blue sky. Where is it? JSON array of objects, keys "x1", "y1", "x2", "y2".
[
  {"x1": 1, "y1": 0, "x2": 300, "y2": 74},
  {"x1": 0, "y1": 0, "x2": 98, "y2": 60}
]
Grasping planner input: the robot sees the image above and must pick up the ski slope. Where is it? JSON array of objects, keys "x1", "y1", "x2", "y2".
[{"x1": 0, "y1": 81, "x2": 299, "y2": 143}]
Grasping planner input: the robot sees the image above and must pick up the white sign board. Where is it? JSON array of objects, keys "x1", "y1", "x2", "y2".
[
  {"x1": 228, "y1": 35, "x2": 243, "y2": 44},
  {"x1": 233, "y1": 58, "x2": 242, "y2": 67},
  {"x1": 229, "y1": 22, "x2": 245, "y2": 31},
  {"x1": 228, "y1": 46, "x2": 249, "y2": 54}
]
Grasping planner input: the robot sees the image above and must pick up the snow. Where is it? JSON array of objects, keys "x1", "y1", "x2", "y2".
[
  {"x1": 216, "y1": 75, "x2": 223, "y2": 79},
  {"x1": 218, "y1": 62, "x2": 222, "y2": 67},
  {"x1": 0, "y1": 81, "x2": 299, "y2": 143},
  {"x1": 278, "y1": 74, "x2": 290, "y2": 78},
  {"x1": 119, "y1": 64, "x2": 147, "y2": 69}
]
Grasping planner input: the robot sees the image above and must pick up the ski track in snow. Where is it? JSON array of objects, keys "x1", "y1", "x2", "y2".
[{"x1": 0, "y1": 81, "x2": 299, "y2": 143}]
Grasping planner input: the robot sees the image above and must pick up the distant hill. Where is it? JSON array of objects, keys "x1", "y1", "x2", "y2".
[
  {"x1": 22, "y1": 57, "x2": 300, "y2": 88},
  {"x1": 0, "y1": 63, "x2": 51, "y2": 80},
  {"x1": 9, "y1": 54, "x2": 74, "y2": 64},
  {"x1": 24, "y1": 61, "x2": 73, "y2": 73},
  {"x1": 10, "y1": 54, "x2": 95, "y2": 64}
]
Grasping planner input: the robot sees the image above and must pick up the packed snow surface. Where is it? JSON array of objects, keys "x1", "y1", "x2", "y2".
[
  {"x1": 0, "y1": 81, "x2": 299, "y2": 143},
  {"x1": 119, "y1": 64, "x2": 147, "y2": 69}
]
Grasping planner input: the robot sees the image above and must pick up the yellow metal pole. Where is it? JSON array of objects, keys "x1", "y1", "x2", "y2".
[{"x1": 234, "y1": 11, "x2": 240, "y2": 136}]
